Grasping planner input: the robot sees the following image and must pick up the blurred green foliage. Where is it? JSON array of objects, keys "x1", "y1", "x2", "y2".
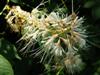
[{"x1": 0, "y1": 38, "x2": 21, "y2": 60}]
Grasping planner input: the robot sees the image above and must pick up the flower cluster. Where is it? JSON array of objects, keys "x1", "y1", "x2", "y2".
[{"x1": 5, "y1": 6, "x2": 87, "y2": 74}]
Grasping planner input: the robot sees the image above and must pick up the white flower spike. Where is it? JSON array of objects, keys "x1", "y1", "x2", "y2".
[{"x1": 5, "y1": 3, "x2": 86, "y2": 74}]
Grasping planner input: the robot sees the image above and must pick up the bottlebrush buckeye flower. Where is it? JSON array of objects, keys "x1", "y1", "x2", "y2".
[
  {"x1": 5, "y1": 6, "x2": 31, "y2": 32},
  {"x1": 63, "y1": 51, "x2": 84, "y2": 74},
  {"x1": 5, "y1": 6, "x2": 86, "y2": 74}
]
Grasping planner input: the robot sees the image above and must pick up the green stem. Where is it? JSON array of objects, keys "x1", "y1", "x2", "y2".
[
  {"x1": 56, "y1": 67, "x2": 63, "y2": 75},
  {"x1": 0, "y1": 0, "x2": 9, "y2": 15}
]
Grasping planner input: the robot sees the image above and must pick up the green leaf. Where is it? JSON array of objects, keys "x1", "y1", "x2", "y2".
[
  {"x1": 84, "y1": 1, "x2": 95, "y2": 8},
  {"x1": 0, "y1": 54, "x2": 14, "y2": 75},
  {"x1": 10, "y1": 0, "x2": 21, "y2": 3},
  {"x1": 0, "y1": 38, "x2": 21, "y2": 60}
]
